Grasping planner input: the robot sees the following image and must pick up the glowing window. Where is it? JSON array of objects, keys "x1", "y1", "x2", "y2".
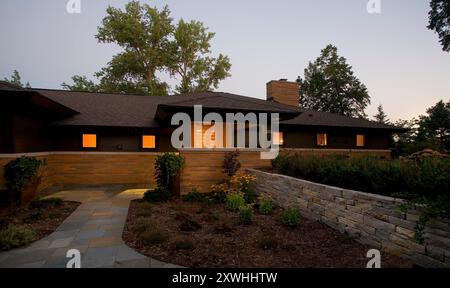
[
  {"x1": 273, "y1": 131, "x2": 284, "y2": 146},
  {"x1": 356, "y1": 135, "x2": 365, "y2": 147},
  {"x1": 82, "y1": 134, "x2": 97, "y2": 148},
  {"x1": 142, "y1": 135, "x2": 156, "y2": 149},
  {"x1": 316, "y1": 133, "x2": 327, "y2": 146}
]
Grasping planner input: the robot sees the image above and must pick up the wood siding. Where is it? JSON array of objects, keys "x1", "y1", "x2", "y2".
[
  {"x1": 179, "y1": 149, "x2": 271, "y2": 195},
  {"x1": 0, "y1": 152, "x2": 162, "y2": 192}
]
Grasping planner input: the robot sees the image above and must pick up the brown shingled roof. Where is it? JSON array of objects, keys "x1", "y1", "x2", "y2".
[{"x1": 0, "y1": 83, "x2": 404, "y2": 131}]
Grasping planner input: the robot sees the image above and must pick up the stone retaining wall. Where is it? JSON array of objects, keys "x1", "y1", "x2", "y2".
[{"x1": 248, "y1": 169, "x2": 450, "y2": 268}]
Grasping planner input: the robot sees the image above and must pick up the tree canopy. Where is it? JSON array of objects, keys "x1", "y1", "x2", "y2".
[
  {"x1": 427, "y1": 0, "x2": 450, "y2": 52},
  {"x1": 373, "y1": 104, "x2": 390, "y2": 124},
  {"x1": 3, "y1": 70, "x2": 31, "y2": 88},
  {"x1": 298, "y1": 44, "x2": 370, "y2": 118},
  {"x1": 62, "y1": 1, "x2": 231, "y2": 95}
]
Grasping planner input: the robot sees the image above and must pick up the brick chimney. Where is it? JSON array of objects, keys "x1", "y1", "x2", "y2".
[{"x1": 266, "y1": 79, "x2": 300, "y2": 107}]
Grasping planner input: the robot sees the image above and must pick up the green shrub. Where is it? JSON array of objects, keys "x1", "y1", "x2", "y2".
[
  {"x1": 258, "y1": 197, "x2": 273, "y2": 215},
  {"x1": 238, "y1": 205, "x2": 253, "y2": 224},
  {"x1": 182, "y1": 190, "x2": 204, "y2": 203},
  {"x1": 231, "y1": 174, "x2": 257, "y2": 203},
  {"x1": 29, "y1": 197, "x2": 63, "y2": 209},
  {"x1": 282, "y1": 208, "x2": 300, "y2": 227},
  {"x1": 143, "y1": 187, "x2": 170, "y2": 202},
  {"x1": 174, "y1": 239, "x2": 194, "y2": 250},
  {"x1": 154, "y1": 153, "x2": 184, "y2": 190},
  {"x1": 208, "y1": 183, "x2": 229, "y2": 204},
  {"x1": 4, "y1": 156, "x2": 45, "y2": 204},
  {"x1": 0, "y1": 225, "x2": 36, "y2": 250},
  {"x1": 226, "y1": 193, "x2": 245, "y2": 212}
]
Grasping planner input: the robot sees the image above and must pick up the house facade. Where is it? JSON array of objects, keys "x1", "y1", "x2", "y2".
[{"x1": 0, "y1": 79, "x2": 404, "y2": 193}]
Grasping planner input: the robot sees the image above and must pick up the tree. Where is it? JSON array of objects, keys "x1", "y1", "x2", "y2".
[
  {"x1": 169, "y1": 19, "x2": 231, "y2": 94},
  {"x1": 298, "y1": 44, "x2": 370, "y2": 118},
  {"x1": 3, "y1": 70, "x2": 31, "y2": 88},
  {"x1": 419, "y1": 100, "x2": 450, "y2": 151},
  {"x1": 374, "y1": 104, "x2": 390, "y2": 124},
  {"x1": 62, "y1": 1, "x2": 231, "y2": 95},
  {"x1": 427, "y1": 0, "x2": 450, "y2": 52},
  {"x1": 61, "y1": 75, "x2": 99, "y2": 92}
]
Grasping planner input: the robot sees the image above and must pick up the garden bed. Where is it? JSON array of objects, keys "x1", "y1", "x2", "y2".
[
  {"x1": 0, "y1": 198, "x2": 80, "y2": 251},
  {"x1": 123, "y1": 199, "x2": 413, "y2": 268}
]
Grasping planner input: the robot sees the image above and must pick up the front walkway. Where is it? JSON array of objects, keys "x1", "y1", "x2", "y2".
[{"x1": 0, "y1": 186, "x2": 181, "y2": 268}]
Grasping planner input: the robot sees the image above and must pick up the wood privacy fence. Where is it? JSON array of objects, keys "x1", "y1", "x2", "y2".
[
  {"x1": 0, "y1": 148, "x2": 391, "y2": 196},
  {"x1": 0, "y1": 152, "x2": 162, "y2": 193}
]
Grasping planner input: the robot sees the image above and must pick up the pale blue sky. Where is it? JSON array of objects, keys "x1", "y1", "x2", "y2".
[{"x1": 1, "y1": 0, "x2": 449, "y2": 121}]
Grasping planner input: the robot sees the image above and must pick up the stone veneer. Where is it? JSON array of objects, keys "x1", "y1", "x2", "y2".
[{"x1": 248, "y1": 169, "x2": 450, "y2": 268}]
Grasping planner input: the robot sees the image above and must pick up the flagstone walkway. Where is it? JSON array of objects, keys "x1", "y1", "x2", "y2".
[{"x1": 0, "y1": 186, "x2": 181, "y2": 268}]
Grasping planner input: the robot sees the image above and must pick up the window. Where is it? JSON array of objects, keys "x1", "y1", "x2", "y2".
[
  {"x1": 356, "y1": 135, "x2": 365, "y2": 147},
  {"x1": 142, "y1": 135, "x2": 156, "y2": 149},
  {"x1": 316, "y1": 133, "x2": 327, "y2": 146},
  {"x1": 82, "y1": 134, "x2": 97, "y2": 148},
  {"x1": 273, "y1": 131, "x2": 284, "y2": 146}
]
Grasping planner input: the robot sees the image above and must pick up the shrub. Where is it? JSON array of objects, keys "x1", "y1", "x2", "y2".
[
  {"x1": 208, "y1": 183, "x2": 229, "y2": 204},
  {"x1": 131, "y1": 218, "x2": 154, "y2": 235},
  {"x1": 0, "y1": 225, "x2": 36, "y2": 250},
  {"x1": 143, "y1": 187, "x2": 171, "y2": 203},
  {"x1": 182, "y1": 189, "x2": 204, "y2": 203},
  {"x1": 222, "y1": 151, "x2": 241, "y2": 178},
  {"x1": 29, "y1": 197, "x2": 63, "y2": 209},
  {"x1": 231, "y1": 174, "x2": 257, "y2": 203},
  {"x1": 174, "y1": 239, "x2": 194, "y2": 250},
  {"x1": 179, "y1": 219, "x2": 202, "y2": 232},
  {"x1": 282, "y1": 208, "x2": 300, "y2": 227},
  {"x1": 141, "y1": 230, "x2": 168, "y2": 245},
  {"x1": 4, "y1": 157, "x2": 45, "y2": 205},
  {"x1": 155, "y1": 153, "x2": 184, "y2": 188},
  {"x1": 226, "y1": 193, "x2": 245, "y2": 212},
  {"x1": 238, "y1": 205, "x2": 253, "y2": 224},
  {"x1": 258, "y1": 197, "x2": 273, "y2": 215}
]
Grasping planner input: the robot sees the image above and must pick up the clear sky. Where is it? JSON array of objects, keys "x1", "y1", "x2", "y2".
[{"x1": 1, "y1": 0, "x2": 449, "y2": 121}]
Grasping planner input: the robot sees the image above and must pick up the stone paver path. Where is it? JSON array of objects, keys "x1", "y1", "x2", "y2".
[{"x1": 0, "y1": 186, "x2": 181, "y2": 268}]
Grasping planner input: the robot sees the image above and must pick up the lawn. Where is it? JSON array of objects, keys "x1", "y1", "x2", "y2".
[{"x1": 123, "y1": 199, "x2": 413, "y2": 268}]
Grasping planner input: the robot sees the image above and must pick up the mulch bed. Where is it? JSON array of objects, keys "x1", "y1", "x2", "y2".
[
  {"x1": 123, "y1": 199, "x2": 413, "y2": 268},
  {"x1": 0, "y1": 200, "x2": 80, "y2": 247}
]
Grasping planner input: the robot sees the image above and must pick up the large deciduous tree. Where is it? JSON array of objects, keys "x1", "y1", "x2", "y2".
[
  {"x1": 169, "y1": 19, "x2": 231, "y2": 94},
  {"x1": 428, "y1": 0, "x2": 450, "y2": 52},
  {"x1": 62, "y1": 1, "x2": 231, "y2": 95},
  {"x1": 297, "y1": 44, "x2": 370, "y2": 118}
]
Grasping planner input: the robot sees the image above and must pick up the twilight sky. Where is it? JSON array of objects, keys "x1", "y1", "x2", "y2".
[{"x1": 1, "y1": 0, "x2": 449, "y2": 121}]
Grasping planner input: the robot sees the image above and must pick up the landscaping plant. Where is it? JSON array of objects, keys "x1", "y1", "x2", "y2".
[
  {"x1": 145, "y1": 153, "x2": 184, "y2": 202},
  {"x1": 222, "y1": 150, "x2": 241, "y2": 180},
  {"x1": 282, "y1": 208, "x2": 300, "y2": 227},
  {"x1": 0, "y1": 224, "x2": 36, "y2": 250},
  {"x1": 4, "y1": 156, "x2": 45, "y2": 205},
  {"x1": 258, "y1": 197, "x2": 273, "y2": 215},
  {"x1": 238, "y1": 205, "x2": 253, "y2": 224},
  {"x1": 226, "y1": 193, "x2": 245, "y2": 212},
  {"x1": 231, "y1": 173, "x2": 257, "y2": 203}
]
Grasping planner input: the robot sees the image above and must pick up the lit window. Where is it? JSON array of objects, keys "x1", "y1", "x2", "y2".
[
  {"x1": 142, "y1": 135, "x2": 156, "y2": 149},
  {"x1": 316, "y1": 133, "x2": 327, "y2": 146},
  {"x1": 82, "y1": 134, "x2": 97, "y2": 148},
  {"x1": 273, "y1": 131, "x2": 284, "y2": 146},
  {"x1": 356, "y1": 135, "x2": 365, "y2": 147}
]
